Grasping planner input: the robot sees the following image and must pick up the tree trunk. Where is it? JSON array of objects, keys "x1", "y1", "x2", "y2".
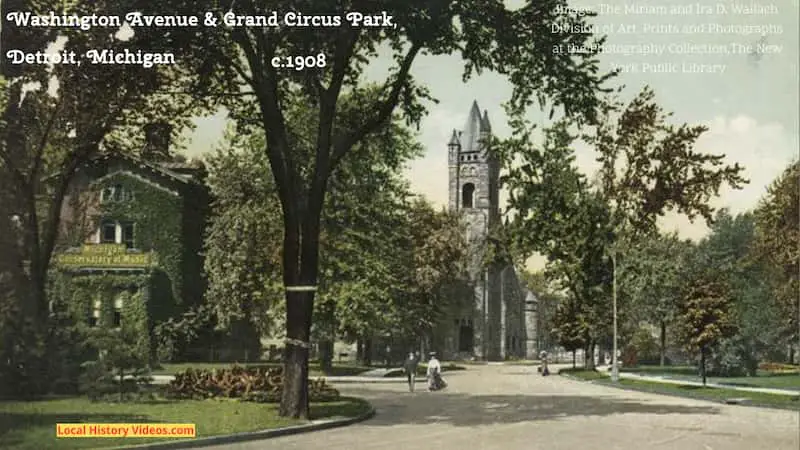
[
  {"x1": 356, "y1": 339, "x2": 364, "y2": 363},
  {"x1": 119, "y1": 369, "x2": 124, "y2": 402},
  {"x1": 700, "y1": 347, "x2": 707, "y2": 386},
  {"x1": 572, "y1": 349, "x2": 576, "y2": 369},
  {"x1": 659, "y1": 320, "x2": 666, "y2": 366},
  {"x1": 363, "y1": 337, "x2": 373, "y2": 366},
  {"x1": 318, "y1": 303, "x2": 335, "y2": 373},
  {"x1": 585, "y1": 341, "x2": 596, "y2": 370},
  {"x1": 278, "y1": 209, "x2": 322, "y2": 419},
  {"x1": 319, "y1": 339, "x2": 334, "y2": 373},
  {"x1": 279, "y1": 289, "x2": 314, "y2": 419},
  {"x1": 583, "y1": 343, "x2": 589, "y2": 368}
]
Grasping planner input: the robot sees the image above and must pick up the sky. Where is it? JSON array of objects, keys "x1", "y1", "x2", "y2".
[{"x1": 181, "y1": 0, "x2": 800, "y2": 271}]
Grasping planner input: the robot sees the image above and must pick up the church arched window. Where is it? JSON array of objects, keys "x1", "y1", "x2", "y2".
[{"x1": 462, "y1": 183, "x2": 475, "y2": 208}]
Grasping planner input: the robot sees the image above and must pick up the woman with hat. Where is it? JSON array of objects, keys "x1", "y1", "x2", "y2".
[{"x1": 426, "y1": 352, "x2": 445, "y2": 391}]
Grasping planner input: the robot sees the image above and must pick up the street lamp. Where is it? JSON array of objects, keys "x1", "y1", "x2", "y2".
[{"x1": 611, "y1": 250, "x2": 619, "y2": 382}]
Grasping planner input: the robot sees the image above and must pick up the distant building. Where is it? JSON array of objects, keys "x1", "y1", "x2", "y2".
[
  {"x1": 51, "y1": 123, "x2": 210, "y2": 361},
  {"x1": 443, "y1": 101, "x2": 539, "y2": 360}
]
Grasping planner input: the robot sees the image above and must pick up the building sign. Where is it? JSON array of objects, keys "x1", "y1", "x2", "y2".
[{"x1": 55, "y1": 244, "x2": 153, "y2": 268}]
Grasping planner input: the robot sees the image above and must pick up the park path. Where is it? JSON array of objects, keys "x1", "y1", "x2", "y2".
[{"x1": 199, "y1": 364, "x2": 799, "y2": 450}]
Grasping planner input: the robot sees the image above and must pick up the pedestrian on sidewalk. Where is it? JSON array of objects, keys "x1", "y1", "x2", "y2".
[
  {"x1": 540, "y1": 350, "x2": 550, "y2": 376},
  {"x1": 404, "y1": 351, "x2": 419, "y2": 392},
  {"x1": 426, "y1": 352, "x2": 445, "y2": 391}
]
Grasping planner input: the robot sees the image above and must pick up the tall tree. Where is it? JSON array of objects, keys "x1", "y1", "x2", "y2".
[
  {"x1": 700, "y1": 210, "x2": 783, "y2": 375},
  {"x1": 587, "y1": 86, "x2": 746, "y2": 377},
  {"x1": 186, "y1": 0, "x2": 614, "y2": 417},
  {"x1": 203, "y1": 128, "x2": 285, "y2": 340},
  {"x1": 402, "y1": 200, "x2": 470, "y2": 346},
  {"x1": 624, "y1": 232, "x2": 693, "y2": 366},
  {"x1": 752, "y1": 161, "x2": 799, "y2": 361},
  {"x1": 497, "y1": 121, "x2": 615, "y2": 368},
  {"x1": 675, "y1": 273, "x2": 737, "y2": 386}
]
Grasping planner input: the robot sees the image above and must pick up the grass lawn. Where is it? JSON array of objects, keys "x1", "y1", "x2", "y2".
[
  {"x1": 559, "y1": 368, "x2": 610, "y2": 381},
  {"x1": 152, "y1": 362, "x2": 372, "y2": 378},
  {"x1": 621, "y1": 365, "x2": 800, "y2": 391},
  {"x1": 561, "y1": 369, "x2": 800, "y2": 411},
  {"x1": 0, "y1": 396, "x2": 371, "y2": 450}
]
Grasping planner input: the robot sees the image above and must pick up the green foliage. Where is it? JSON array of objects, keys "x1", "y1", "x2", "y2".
[
  {"x1": 589, "y1": 86, "x2": 747, "y2": 235},
  {"x1": 152, "y1": 304, "x2": 219, "y2": 362},
  {"x1": 551, "y1": 297, "x2": 587, "y2": 354},
  {"x1": 203, "y1": 129, "x2": 285, "y2": 337},
  {"x1": 56, "y1": 273, "x2": 152, "y2": 361},
  {"x1": 178, "y1": 0, "x2": 616, "y2": 417},
  {"x1": 202, "y1": 93, "x2": 466, "y2": 352},
  {"x1": 2, "y1": 0, "x2": 212, "y2": 398},
  {"x1": 497, "y1": 120, "x2": 615, "y2": 350},
  {"x1": 628, "y1": 327, "x2": 660, "y2": 364},
  {"x1": 1, "y1": 0, "x2": 210, "y2": 325},
  {"x1": 696, "y1": 210, "x2": 782, "y2": 375},
  {"x1": 675, "y1": 275, "x2": 738, "y2": 363},
  {"x1": 165, "y1": 366, "x2": 339, "y2": 403},
  {"x1": 96, "y1": 174, "x2": 184, "y2": 304},
  {"x1": 498, "y1": 86, "x2": 749, "y2": 368},
  {"x1": 753, "y1": 161, "x2": 799, "y2": 345},
  {"x1": 624, "y1": 232, "x2": 693, "y2": 325},
  {"x1": 79, "y1": 327, "x2": 153, "y2": 402}
]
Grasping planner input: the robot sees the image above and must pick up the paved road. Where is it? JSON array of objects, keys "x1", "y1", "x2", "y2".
[{"x1": 203, "y1": 364, "x2": 800, "y2": 450}]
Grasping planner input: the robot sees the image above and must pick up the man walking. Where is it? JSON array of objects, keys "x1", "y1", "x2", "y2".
[{"x1": 404, "y1": 352, "x2": 418, "y2": 392}]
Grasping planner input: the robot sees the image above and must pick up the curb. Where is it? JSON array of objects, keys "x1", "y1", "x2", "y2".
[
  {"x1": 558, "y1": 372, "x2": 800, "y2": 412},
  {"x1": 111, "y1": 402, "x2": 376, "y2": 450},
  {"x1": 327, "y1": 377, "x2": 407, "y2": 384}
]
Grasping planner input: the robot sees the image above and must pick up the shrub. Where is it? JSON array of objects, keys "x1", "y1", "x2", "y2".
[
  {"x1": 80, "y1": 328, "x2": 153, "y2": 402},
  {"x1": 165, "y1": 365, "x2": 340, "y2": 402},
  {"x1": 759, "y1": 362, "x2": 800, "y2": 373}
]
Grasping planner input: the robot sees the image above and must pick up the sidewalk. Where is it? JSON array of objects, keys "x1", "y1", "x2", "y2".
[{"x1": 594, "y1": 365, "x2": 800, "y2": 397}]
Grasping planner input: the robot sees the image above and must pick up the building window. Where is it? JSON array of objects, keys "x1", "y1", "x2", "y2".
[
  {"x1": 113, "y1": 296, "x2": 124, "y2": 327},
  {"x1": 101, "y1": 220, "x2": 116, "y2": 243},
  {"x1": 100, "y1": 184, "x2": 133, "y2": 203},
  {"x1": 121, "y1": 222, "x2": 135, "y2": 248},
  {"x1": 89, "y1": 300, "x2": 101, "y2": 327},
  {"x1": 112, "y1": 184, "x2": 123, "y2": 201},
  {"x1": 100, "y1": 186, "x2": 113, "y2": 203},
  {"x1": 462, "y1": 183, "x2": 475, "y2": 208}
]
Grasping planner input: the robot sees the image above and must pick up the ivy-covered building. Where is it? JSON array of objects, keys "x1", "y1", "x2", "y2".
[{"x1": 51, "y1": 124, "x2": 209, "y2": 362}]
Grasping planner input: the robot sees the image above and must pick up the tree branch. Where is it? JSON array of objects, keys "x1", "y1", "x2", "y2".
[
  {"x1": 330, "y1": 42, "x2": 422, "y2": 167},
  {"x1": 31, "y1": 96, "x2": 63, "y2": 179}
]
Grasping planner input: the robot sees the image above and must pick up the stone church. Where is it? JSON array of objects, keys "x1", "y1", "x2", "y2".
[{"x1": 444, "y1": 101, "x2": 539, "y2": 361}]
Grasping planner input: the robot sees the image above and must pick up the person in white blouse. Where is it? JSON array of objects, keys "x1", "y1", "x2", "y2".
[{"x1": 426, "y1": 352, "x2": 444, "y2": 390}]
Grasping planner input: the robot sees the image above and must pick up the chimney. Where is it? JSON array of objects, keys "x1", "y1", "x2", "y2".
[{"x1": 142, "y1": 122, "x2": 172, "y2": 161}]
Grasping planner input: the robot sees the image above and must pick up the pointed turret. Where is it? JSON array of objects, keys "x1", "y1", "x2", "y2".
[
  {"x1": 448, "y1": 129, "x2": 460, "y2": 147},
  {"x1": 461, "y1": 100, "x2": 483, "y2": 152},
  {"x1": 481, "y1": 110, "x2": 491, "y2": 133}
]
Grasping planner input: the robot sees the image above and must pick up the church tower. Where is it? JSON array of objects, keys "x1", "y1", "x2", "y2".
[{"x1": 447, "y1": 101, "x2": 503, "y2": 360}]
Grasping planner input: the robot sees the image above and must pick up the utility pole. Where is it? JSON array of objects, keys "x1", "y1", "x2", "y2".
[{"x1": 611, "y1": 250, "x2": 619, "y2": 382}]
